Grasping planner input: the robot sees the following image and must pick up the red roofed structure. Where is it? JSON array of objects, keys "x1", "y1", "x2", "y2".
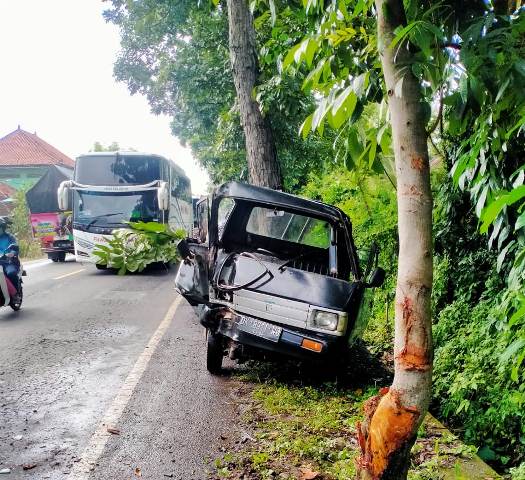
[
  {"x1": 0, "y1": 182, "x2": 16, "y2": 216},
  {"x1": 0, "y1": 127, "x2": 74, "y2": 190}
]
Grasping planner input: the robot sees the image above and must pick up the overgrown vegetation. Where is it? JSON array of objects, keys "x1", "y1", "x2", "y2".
[
  {"x1": 212, "y1": 364, "x2": 485, "y2": 480},
  {"x1": 299, "y1": 163, "x2": 525, "y2": 474},
  {"x1": 93, "y1": 221, "x2": 185, "y2": 274}
]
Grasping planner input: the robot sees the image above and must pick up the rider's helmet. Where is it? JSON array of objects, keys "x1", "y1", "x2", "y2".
[{"x1": 0, "y1": 218, "x2": 13, "y2": 236}]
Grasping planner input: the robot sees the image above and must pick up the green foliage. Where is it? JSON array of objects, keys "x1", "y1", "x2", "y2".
[
  {"x1": 301, "y1": 167, "x2": 398, "y2": 352},
  {"x1": 93, "y1": 221, "x2": 185, "y2": 274},
  {"x1": 432, "y1": 293, "x2": 525, "y2": 466},
  {"x1": 443, "y1": 11, "x2": 525, "y2": 383},
  {"x1": 432, "y1": 174, "x2": 525, "y2": 471},
  {"x1": 511, "y1": 462, "x2": 525, "y2": 480},
  {"x1": 12, "y1": 189, "x2": 42, "y2": 259},
  {"x1": 104, "y1": 1, "x2": 331, "y2": 192}
]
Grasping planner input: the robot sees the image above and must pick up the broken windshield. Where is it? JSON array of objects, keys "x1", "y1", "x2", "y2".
[{"x1": 246, "y1": 207, "x2": 330, "y2": 249}]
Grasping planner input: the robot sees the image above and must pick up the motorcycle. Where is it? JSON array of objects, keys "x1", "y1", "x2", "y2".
[{"x1": 0, "y1": 244, "x2": 26, "y2": 311}]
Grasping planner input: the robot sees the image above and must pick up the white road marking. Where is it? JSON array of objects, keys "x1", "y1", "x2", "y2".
[
  {"x1": 23, "y1": 259, "x2": 51, "y2": 270},
  {"x1": 53, "y1": 268, "x2": 85, "y2": 280},
  {"x1": 67, "y1": 295, "x2": 184, "y2": 479},
  {"x1": 23, "y1": 254, "x2": 76, "y2": 271}
]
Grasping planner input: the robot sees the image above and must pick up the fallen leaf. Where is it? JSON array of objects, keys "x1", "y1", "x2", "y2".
[
  {"x1": 22, "y1": 464, "x2": 37, "y2": 470},
  {"x1": 107, "y1": 427, "x2": 121, "y2": 435},
  {"x1": 134, "y1": 466, "x2": 142, "y2": 476},
  {"x1": 299, "y1": 466, "x2": 319, "y2": 480}
]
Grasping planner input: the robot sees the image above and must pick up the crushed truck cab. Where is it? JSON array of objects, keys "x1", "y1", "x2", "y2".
[{"x1": 175, "y1": 182, "x2": 384, "y2": 373}]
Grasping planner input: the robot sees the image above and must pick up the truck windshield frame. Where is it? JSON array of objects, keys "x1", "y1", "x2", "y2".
[{"x1": 246, "y1": 206, "x2": 331, "y2": 249}]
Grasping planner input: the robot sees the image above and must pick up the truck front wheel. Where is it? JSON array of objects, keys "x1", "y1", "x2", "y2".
[{"x1": 206, "y1": 330, "x2": 224, "y2": 375}]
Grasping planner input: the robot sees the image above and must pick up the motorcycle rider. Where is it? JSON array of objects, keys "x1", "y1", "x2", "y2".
[{"x1": 0, "y1": 218, "x2": 20, "y2": 296}]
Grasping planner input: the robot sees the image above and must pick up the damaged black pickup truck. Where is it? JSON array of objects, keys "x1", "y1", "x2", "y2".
[{"x1": 175, "y1": 182, "x2": 384, "y2": 373}]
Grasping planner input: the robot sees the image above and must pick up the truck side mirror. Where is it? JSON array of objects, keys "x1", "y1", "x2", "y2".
[
  {"x1": 177, "y1": 238, "x2": 193, "y2": 260},
  {"x1": 367, "y1": 267, "x2": 386, "y2": 288},
  {"x1": 57, "y1": 181, "x2": 71, "y2": 211},
  {"x1": 157, "y1": 181, "x2": 169, "y2": 211}
]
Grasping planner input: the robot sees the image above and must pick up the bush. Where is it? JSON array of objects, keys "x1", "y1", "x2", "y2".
[
  {"x1": 301, "y1": 168, "x2": 398, "y2": 353},
  {"x1": 432, "y1": 177, "x2": 525, "y2": 470},
  {"x1": 302, "y1": 167, "x2": 525, "y2": 471},
  {"x1": 433, "y1": 288, "x2": 525, "y2": 467},
  {"x1": 10, "y1": 189, "x2": 42, "y2": 259}
]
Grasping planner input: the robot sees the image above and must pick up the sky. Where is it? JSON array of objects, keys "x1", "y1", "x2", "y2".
[{"x1": 0, "y1": 0, "x2": 209, "y2": 194}]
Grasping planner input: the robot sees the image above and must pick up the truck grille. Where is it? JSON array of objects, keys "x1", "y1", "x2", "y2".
[{"x1": 233, "y1": 289, "x2": 309, "y2": 329}]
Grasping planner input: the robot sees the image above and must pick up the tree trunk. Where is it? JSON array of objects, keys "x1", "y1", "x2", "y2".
[
  {"x1": 356, "y1": 1, "x2": 434, "y2": 479},
  {"x1": 226, "y1": 0, "x2": 282, "y2": 190}
]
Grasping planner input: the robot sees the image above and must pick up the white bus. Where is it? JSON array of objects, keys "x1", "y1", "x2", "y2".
[{"x1": 57, "y1": 152, "x2": 192, "y2": 264}]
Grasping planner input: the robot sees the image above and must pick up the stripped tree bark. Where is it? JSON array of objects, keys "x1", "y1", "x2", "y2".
[
  {"x1": 226, "y1": 0, "x2": 282, "y2": 190},
  {"x1": 356, "y1": 1, "x2": 434, "y2": 479}
]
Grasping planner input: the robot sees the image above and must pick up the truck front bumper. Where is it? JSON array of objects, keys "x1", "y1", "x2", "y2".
[{"x1": 201, "y1": 308, "x2": 347, "y2": 361}]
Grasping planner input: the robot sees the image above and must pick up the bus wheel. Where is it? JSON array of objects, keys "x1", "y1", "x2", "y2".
[{"x1": 206, "y1": 330, "x2": 223, "y2": 375}]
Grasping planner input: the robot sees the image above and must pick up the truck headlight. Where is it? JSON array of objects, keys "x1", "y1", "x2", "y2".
[{"x1": 311, "y1": 310, "x2": 339, "y2": 331}]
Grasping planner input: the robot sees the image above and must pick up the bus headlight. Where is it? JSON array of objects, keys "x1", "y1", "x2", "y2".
[{"x1": 309, "y1": 309, "x2": 346, "y2": 332}]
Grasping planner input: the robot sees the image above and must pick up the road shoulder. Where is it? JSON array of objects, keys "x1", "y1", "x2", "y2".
[{"x1": 87, "y1": 300, "x2": 241, "y2": 480}]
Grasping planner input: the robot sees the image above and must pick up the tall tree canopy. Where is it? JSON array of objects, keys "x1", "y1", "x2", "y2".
[{"x1": 103, "y1": 0, "x2": 333, "y2": 191}]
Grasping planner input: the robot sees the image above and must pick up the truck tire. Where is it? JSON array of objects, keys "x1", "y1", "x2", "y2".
[
  {"x1": 48, "y1": 253, "x2": 58, "y2": 262},
  {"x1": 57, "y1": 252, "x2": 66, "y2": 262},
  {"x1": 206, "y1": 330, "x2": 223, "y2": 375},
  {"x1": 95, "y1": 264, "x2": 107, "y2": 270}
]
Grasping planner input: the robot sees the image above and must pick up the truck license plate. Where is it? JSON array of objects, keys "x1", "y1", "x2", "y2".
[{"x1": 237, "y1": 315, "x2": 282, "y2": 342}]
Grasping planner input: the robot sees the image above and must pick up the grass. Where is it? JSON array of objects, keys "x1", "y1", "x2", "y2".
[{"x1": 210, "y1": 360, "x2": 484, "y2": 480}]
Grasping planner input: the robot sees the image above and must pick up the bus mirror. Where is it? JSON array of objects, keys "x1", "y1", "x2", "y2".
[
  {"x1": 177, "y1": 238, "x2": 193, "y2": 260},
  {"x1": 157, "y1": 181, "x2": 169, "y2": 211},
  {"x1": 367, "y1": 267, "x2": 386, "y2": 288},
  {"x1": 57, "y1": 181, "x2": 71, "y2": 211}
]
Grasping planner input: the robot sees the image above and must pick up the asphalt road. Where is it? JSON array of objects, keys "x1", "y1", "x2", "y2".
[{"x1": 0, "y1": 259, "x2": 238, "y2": 479}]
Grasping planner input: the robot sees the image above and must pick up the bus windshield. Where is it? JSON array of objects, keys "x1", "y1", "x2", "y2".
[
  {"x1": 73, "y1": 190, "x2": 160, "y2": 228},
  {"x1": 75, "y1": 154, "x2": 161, "y2": 186}
]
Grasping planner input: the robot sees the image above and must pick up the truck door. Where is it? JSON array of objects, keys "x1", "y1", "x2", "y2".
[{"x1": 174, "y1": 198, "x2": 210, "y2": 305}]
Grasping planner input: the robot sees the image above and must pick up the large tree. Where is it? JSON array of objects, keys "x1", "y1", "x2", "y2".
[
  {"x1": 104, "y1": 0, "x2": 329, "y2": 192},
  {"x1": 226, "y1": 0, "x2": 282, "y2": 189},
  {"x1": 355, "y1": 2, "x2": 433, "y2": 477}
]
